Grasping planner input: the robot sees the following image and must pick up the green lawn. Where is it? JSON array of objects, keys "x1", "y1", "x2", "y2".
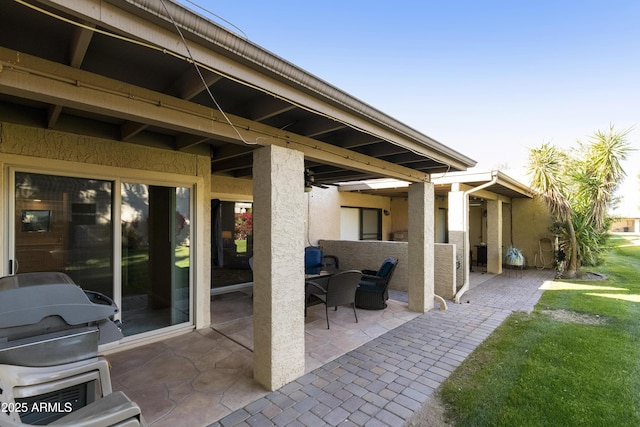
[
  {"x1": 235, "y1": 239, "x2": 247, "y2": 253},
  {"x1": 439, "y1": 234, "x2": 640, "y2": 426}
]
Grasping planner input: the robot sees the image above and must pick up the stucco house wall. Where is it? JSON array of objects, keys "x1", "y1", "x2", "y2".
[
  {"x1": 211, "y1": 175, "x2": 253, "y2": 201},
  {"x1": 339, "y1": 191, "x2": 392, "y2": 240},
  {"x1": 307, "y1": 187, "x2": 341, "y2": 245},
  {"x1": 610, "y1": 217, "x2": 640, "y2": 233},
  {"x1": 502, "y1": 202, "x2": 513, "y2": 249},
  {"x1": 389, "y1": 195, "x2": 449, "y2": 242},
  {"x1": 512, "y1": 197, "x2": 554, "y2": 268},
  {"x1": 469, "y1": 205, "x2": 484, "y2": 250},
  {"x1": 469, "y1": 201, "x2": 514, "y2": 266},
  {"x1": 390, "y1": 197, "x2": 409, "y2": 238}
]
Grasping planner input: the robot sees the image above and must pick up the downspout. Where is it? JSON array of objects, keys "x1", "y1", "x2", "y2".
[{"x1": 454, "y1": 170, "x2": 499, "y2": 303}]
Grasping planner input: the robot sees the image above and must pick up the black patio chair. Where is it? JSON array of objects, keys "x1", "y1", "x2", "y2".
[
  {"x1": 355, "y1": 257, "x2": 398, "y2": 310},
  {"x1": 305, "y1": 270, "x2": 362, "y2": 329}
]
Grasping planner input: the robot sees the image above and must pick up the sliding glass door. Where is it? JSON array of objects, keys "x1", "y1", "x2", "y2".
[
  {"x1": 11, "y1": 171, "x2": 192, "y2": 339},
  {"x1": 340, "y1": 207, "x2": 382, "y2": 241}
]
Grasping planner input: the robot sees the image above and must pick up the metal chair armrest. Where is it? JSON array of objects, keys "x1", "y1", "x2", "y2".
[{"x1": 305, "y1": 280, "x2": 327, "y2": 295}]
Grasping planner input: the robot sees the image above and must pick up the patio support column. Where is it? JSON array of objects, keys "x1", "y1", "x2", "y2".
[
  {"x1": 486, "y1": 200, "x2": 503, "y2": 274},
  {"x1": 407, "y1": 181, "x2": 434, "y2": 313},
  {"x1": 448, "y1": 189, "x2": 467, "y2": 290},
  {"x1": 252, "y1": 145, "x2": 305, "y2": 390}
]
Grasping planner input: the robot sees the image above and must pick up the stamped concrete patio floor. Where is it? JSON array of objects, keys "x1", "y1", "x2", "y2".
[
  {"x1": 109, "y1": 269, "x2": 554, "y2": 426},
  {"x1": 109, "y1": 291, "x2": 421, "y2": 426}
]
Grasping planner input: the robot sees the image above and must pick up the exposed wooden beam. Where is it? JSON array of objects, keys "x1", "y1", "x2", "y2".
[
  {"x1": 47, "y1": 23, "x2": 95, "y2": 129},
  {"x1": 212, "y1": 144, "x2": 254, "y2": 161},
  {"x1": 211, "y1": 153, "x2": 253, "y2": 173},
  {"x1": 170, "y1": 68, "x2": 223, "y2": 100},
  {"x1": 69, "y1": 24, "x2": 94, "y2": 68},
  {"x1": 229, "y1": 167, "x2": 253, "y2": 178},
  {"x1": 326, "y1": 132, "x2": 384, "y2": 149},
  {"x1": 287, "y1": 117, "x2": 347, "y2": 138},
  {"x1": 355, "y1": 143, "x2": 409, "y2": 158},
  {"x1": 176, "y1": 134, "x2": 210, "y2": 151},
  {"x1": 0, "y1": 47, "x2": 430, "y2": 183},
  {"x1": 121, "y1": 67, "x2": 223, "y2": 142},
  {"x1": 247, "y1": 97, "x2": 296, "y2": 122},
  {"x1": 120, "y1": 121, "x2": 147, "y2": 141},
  {"x1": 47, "y1": 104, "x2": 62, "y2": 129}
]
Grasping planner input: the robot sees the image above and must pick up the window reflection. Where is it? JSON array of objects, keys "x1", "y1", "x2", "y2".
[
  {"x1": 14, "y1": 172, "x2": 113, "y2": 297},
  {"x1": 121, "y1": 184, "x2": 190, "y2": 336}
]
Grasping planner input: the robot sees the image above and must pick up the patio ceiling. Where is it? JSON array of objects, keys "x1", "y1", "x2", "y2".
[{"x1": 0, "y1": 0, "x2": 475, "y2": 185}]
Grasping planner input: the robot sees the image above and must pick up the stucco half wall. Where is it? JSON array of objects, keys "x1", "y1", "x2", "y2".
[
  {"x1": 318, "y1": 240, "x2": 457, "y2": 300},
  {"x1": 434, "y1": 243, "x2": 456, "y2": 300},
  {"x1": 319, "y1": 240, "x2": 408, "y2": 291}
]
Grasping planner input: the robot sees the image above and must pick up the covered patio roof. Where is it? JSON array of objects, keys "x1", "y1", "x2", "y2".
[{"x1": 0, "y1": 0, "x2": 476, "y2": 184}]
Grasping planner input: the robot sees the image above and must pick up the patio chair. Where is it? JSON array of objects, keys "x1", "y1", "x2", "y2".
[
  {"x1": 305, "y1": 246, "x2": 340, "y2": 275},
  {"x1": 355, "y1": 257, "x2": 398, "y2": 310},
  {"x1": 305, "y1": 270, "x2": 362, "y2": 329}
]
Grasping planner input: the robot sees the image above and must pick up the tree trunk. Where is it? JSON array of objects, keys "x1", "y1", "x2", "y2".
[{"x1": 564, "y1": 220, "x2": 579, "y2": 278}]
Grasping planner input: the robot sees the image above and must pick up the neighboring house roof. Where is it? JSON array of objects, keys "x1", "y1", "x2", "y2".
[
  {"x1": 0, "y1": 0, "x2": 476, "y2": 184},
  {"x1": 431, "y1": 170, "x2": 534, "y2": 199},
  {"x1": 339, "y1": 170, "x2": 534, "y2": 199}
]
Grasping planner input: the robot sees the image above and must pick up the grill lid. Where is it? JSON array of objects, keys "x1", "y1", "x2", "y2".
[{"x1": 0, "y1": 272, "x2": 122, "y2": 345}]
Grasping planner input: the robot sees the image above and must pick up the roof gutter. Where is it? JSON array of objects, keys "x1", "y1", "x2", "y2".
[{"x1": 454, "y1": 170, "x2": 499, "y2": 304}]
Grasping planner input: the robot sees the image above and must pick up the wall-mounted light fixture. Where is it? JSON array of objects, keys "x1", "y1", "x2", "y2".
[{"x1": 304, "y1": 169, "x2": 314, "y2": 192}]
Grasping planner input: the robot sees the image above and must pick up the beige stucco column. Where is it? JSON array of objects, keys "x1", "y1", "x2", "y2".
[
  {"x1": 252, "y1": 145, "x2": 305, "y2": 390},
  {"x1": 486, "y1": 200, "x2": 503, "y2": 274},
  {"x1": 448, "y1": 189, "x2": 467, "y2": 290},
  {"x1": 407, "y1": 181, "x2": 434, "y2": 313},
  {"x1": 195, "y1": 155, "x2": 212, "y2": 329}
]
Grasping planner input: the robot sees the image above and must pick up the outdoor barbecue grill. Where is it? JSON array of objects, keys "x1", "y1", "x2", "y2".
[{"x1": 0, "y1": 272, "x2": 145, "y2": 426}]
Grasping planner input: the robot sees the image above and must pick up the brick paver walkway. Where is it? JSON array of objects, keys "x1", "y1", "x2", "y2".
[{"x1": 211, "y1": 269, "x2": 554, "y2": 427}]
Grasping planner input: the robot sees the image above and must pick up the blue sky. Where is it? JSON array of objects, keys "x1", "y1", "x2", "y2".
[{"x1": 177, "y1": 0, "x2": 639, "y2": 215}]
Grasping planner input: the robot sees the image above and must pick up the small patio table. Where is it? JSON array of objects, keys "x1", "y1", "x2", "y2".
[{"x1": 304, "y1": 269, "x2": 342, "y2": 315}]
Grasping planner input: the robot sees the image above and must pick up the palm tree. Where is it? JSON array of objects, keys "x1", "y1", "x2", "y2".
[
  {"x1": 528, "y1": 143, "x2": 579, "y2": 277},
  {"x1": 578, "y1": 125, "x2": 633, "y2": 231},
  {"x1": 527, "y1": 126, "x2": 633, "y2": 278}
]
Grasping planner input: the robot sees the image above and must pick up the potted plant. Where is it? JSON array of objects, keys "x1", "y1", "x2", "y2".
[{"x1": 504, "y1": 245, "x2": 525, "y2": 267}]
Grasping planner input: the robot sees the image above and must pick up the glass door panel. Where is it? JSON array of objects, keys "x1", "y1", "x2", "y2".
[
  {"x1": 14, "y1": 172, "x2": 113, "y2": 297},
  {"x1": 121, "y1": 183, "x2": 190, "y2": 336},
  {"x1": 361, "y1": 208, "x2": 381, "y2": 240},
  {"x1": 211, "y1": 200, "x2": 253, "y2": 289},
  {"x1": 340, "y1": 207, "x2": 360, "y2": 241}
]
